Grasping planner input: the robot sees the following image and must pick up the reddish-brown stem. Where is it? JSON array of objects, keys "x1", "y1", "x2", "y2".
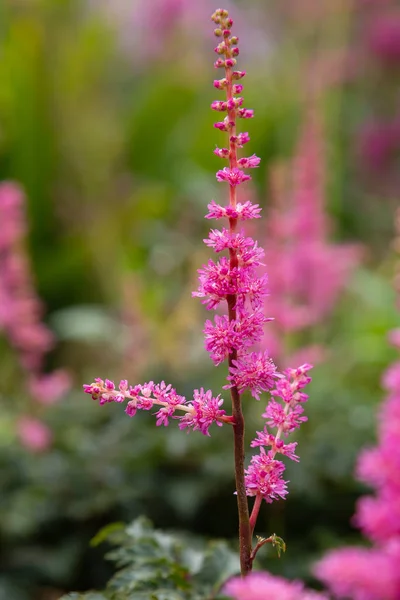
[
  {"x1": 225, "y1": 57, "x2": 253, "y2": 576},
  {"x1": 249, "y1": 494, "x2": 262, "y2": 534},
  {"x1": 249, "y1": 535, "x2": 275, "y2": 564}
]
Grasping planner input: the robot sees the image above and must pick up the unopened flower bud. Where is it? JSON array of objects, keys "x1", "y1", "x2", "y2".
[
  {"x1": 231, "y1": 36, "x2": 238, "y2": 45},
  {"x1": 223, "y1": 29, "x2": 231, "y2": 38},
  {"x1": 226, "y1": 17, "x2": 233, "y2": 28},
  {"x1": 232, "y1": 70, "x2": 246, "y2": 79},
  {"x1": 225, "y1": 58, "x2": 237, "y2": 67},
  {"x1": 226, "y1": 97, "x2": 244, "y2": 111},
  {"x1": 214, "y1": 28, "x2": 222, "y2": 36},
  {"x1": 211, "y1": 100, "x2": 227, "y2": 111},
  {"x1": 232, "y1": 47, "x2": 239, "y2": 56},
  {"x1": 238, "y1": 108, "x2": 254, "y2": 119},
  {"x1": 232, "y1": 84, "x2": 243, "y2": 94},
  {"x1": 214, "y1": 147, "x2": 230, "y2": 158},
  {"x1": 214, "y1": 58, "x2": 225, "y2": 68},
  {"x1": 213, "y1": 78, "x2": 228, "y2": 89}
]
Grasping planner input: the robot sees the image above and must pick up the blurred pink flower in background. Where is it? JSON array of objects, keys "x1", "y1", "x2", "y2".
[
  {"x1": 357, "y1": 117, "x2": 400, "y2": 173},
  {"x1": 0, "y1": 181, "x2": 71, "y2": 447},
  {"x1": 314, "y1": 329, "x2": 400, "y2": 599},
  {"x1": 17, "y1": 417, "x2": 53, "y2": 453},
  {"x1": 224, "y1": 571, "x2": 327, "y2": 600},
  {"x1": 262, "y1": 106, "x2": 361, "y2": 364},
  {"x1": 0, "y1": 182, "x2": 55, "y2": 371},
  {"x1": 91, "y1": 0, "x2": 271, "y2": 70},
  {"x1": 28, "y1": 370, "x2": 72, "y2": 406},
  {"x1": 367, "y1": 11, "x2": 400, "y2": 65}
]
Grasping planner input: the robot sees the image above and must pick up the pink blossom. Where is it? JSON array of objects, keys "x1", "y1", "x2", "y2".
[
  {"x1": 216, "y1": 167, "x2": 251, "y2": 186},
  {"x1": 225, "y1": 351, "x2": 278, "y2": 400},
  {"x1": 205, "y1": 199, "x2": 261, "y2": 221},
  {"x1": 192, "y1": 257, "x2": 237, "y2": 309},
  {"x1": 230, "y1": 132, "x2": 250, "y2": 147},
  {"x1": 204, "y1": 310, "x2": 267, "y2": 366},
  {"x1": 178, "y1": 388, "x2": 226, "y2": 436},
  {"x1": 237, "y1": 154, "x2": 261, "y2": 168},
  {"x1": 204, "y1": 315, "x2": 240, "y2": 365},
  {"x1": 17, "y1": 417, "x2": 53, "y2": 452},
  {"x1": 224, "y1": 571, "x2": 327, "y2": 600},
  {"x1": 245, "y1": 448, "x2": 288, "y2": 502},
  {"x1": 263, "y1": 401, "x2": 307, "y2": 433},
  {"x1": 250, "y1": 428, "x2": 299, "y2": 461},
  {"x1": 204, "y1": 228, "x2": 254, "y2": 253}
]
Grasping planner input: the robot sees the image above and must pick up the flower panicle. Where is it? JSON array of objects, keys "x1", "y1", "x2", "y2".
[
  {"x1": 245, "y1": 364, "x2": 313, "y2": 504},
  {"x1": 83, "y1": 378, "x2": 231, "y2": 436},
  {"x1": 192, "y1": 8, "x2": 276, "y2": 395}
]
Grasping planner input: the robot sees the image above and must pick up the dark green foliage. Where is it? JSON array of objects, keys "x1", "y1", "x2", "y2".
[{"x1": 62, "y1": 517, "x2": 237, "y2": 600}]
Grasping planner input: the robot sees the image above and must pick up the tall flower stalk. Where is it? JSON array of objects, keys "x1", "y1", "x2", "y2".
[{"x1": 84, "y1": 8, "x2": 312, "y2": 577}]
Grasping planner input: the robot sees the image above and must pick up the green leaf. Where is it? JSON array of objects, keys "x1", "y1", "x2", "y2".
[
  {"x1": 90, "y1": 522, "x2": 125, "y2": 547},
  {"x1": 193, "y1": 541, "x2": 239, "y2": 594}
]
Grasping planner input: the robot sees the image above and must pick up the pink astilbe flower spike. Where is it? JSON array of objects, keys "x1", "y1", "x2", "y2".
[{"x1": 84, "y1": 8, "x2": 314, "y2": 573}]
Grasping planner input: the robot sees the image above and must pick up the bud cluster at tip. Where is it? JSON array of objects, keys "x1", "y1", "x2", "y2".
[{"x1": 211, "y1": 8, "x2": 256, "y2": 191}]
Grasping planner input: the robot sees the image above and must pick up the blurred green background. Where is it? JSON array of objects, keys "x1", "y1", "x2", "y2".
[{"x1": 0, "y1": 0, "x2": 399, "y2": 598}]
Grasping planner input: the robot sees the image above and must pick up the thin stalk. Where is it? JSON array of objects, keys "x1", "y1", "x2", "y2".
[{"x1": 225, "y1": 59, "x2": 252, "y2": 575}]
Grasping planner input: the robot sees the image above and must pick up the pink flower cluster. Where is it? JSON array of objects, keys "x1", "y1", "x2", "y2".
[
  {"x1": 83, "y1": 378, "x2": 232, "y2": 436},
  {"x1": 245, "y1": 365, "x2": 312, "y2": 502},
  {"x1": 314, "y1": 329, "x2": 400, "y2": 599},
  {"x1": 0, "y1": 182, "x2": 71, "y2": 451},
  {"x1": 224, "y1": 572, "x2": 327, "y2": 600}
]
